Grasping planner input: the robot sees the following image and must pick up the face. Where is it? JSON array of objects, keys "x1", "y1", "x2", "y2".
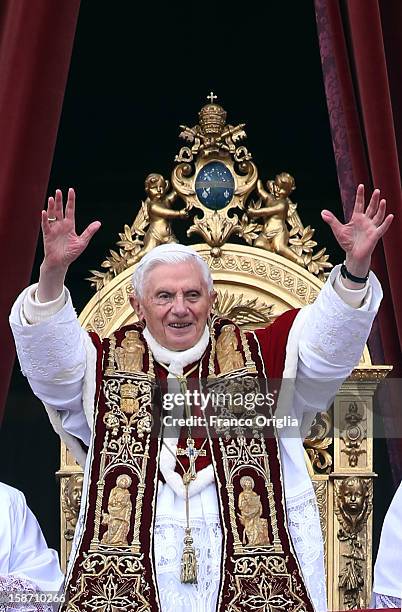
[
  {"x1": 147, "y1": 176, "x2": 165, "y2": 200},
  {"x1": 130, "y1": 261, "x2": 216, "y2": 351},
  {"x1": 343, "y1": 481, "x2": 364, "y2": 513}
]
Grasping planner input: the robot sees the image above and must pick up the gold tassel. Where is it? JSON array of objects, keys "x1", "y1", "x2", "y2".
[{"x1": 180, "y1": 528, "x2": 198, "y2": 584}]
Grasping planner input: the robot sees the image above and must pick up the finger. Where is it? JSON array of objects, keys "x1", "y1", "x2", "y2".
[
  {"x1": 354, "y1": 184, "x2": 365, "y2": 214},
  {"x1": 65, "y1": 187, "x2": 76, "y2": 220},
  {"x1": 54, "y1": 189, "x2": 63, "y2": 219},
  {"x1": 376, "y1": 214, "x2": 394, "y2": 239},
  {"x1": 372, "y1": 199, "x2": 386, "y2": 226},
  {"x1": 321, "y1": 210, "x2": 344, "y2": 235},
  {"x1": 41, "y1": 209, "x2": 51, "y2": 236},
  {"x1": 79, "y1": 221, "x2": 101, "y2": 245},
  {"x1": 46, "y1": 195, "x2": 55, "y2": 218},
  {"x1": 366, "y1": 189, "x2": 380, "y2": 218}
]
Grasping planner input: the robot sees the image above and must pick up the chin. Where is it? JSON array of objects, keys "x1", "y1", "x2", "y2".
[
  {"x1": 165, "y1": 329, "x2": 199, "y2": 351},
  {"x1": 166, "y1": 337, "x2": 195, "y2": 351}
]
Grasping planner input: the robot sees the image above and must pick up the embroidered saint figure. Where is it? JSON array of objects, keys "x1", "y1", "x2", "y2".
[
  {"x1": 101, "y1": 474, "x2": 132, "y2": 546},
  {"x1": 238, "y1": 475, "x2": 269, "y2": 546},
  {"x1": 216, "y1": 324, "x2": 244, "y2": 374},
  {"x1": 115, "y1": 330, "x2": 145, "y2": 373}
]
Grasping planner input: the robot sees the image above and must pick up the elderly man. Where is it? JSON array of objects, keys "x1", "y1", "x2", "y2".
[
  {"x1": 0, "y1": 482, "x2": 64, "y2": 612},
  {"x1": 10, "y1": 185, "x2": 391, "y2": 612}
]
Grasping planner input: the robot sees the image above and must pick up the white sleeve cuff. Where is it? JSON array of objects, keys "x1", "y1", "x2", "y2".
[
  {"x1": 22, "y1": 284, "x2": 66, "y2": 324},
  {"x1": 333, "y1": 271, "x2": 369, "y2": 309}
]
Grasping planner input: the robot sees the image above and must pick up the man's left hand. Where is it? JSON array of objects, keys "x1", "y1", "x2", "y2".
[{"x1": 321, "y1": 184, "x2": 393, "y2": 282}]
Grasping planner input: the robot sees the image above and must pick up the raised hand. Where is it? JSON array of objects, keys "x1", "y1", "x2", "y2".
[
  {"x1": 321, "y1": 184, "x2": 393, "y2": 286},
  {"x1": 38, "y1": 188, "x2": 101, "y2": 302}
]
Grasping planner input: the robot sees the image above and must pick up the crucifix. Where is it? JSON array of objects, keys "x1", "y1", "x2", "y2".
[
  {"x1": 177, "y1": 437, "x2": 207, "y2": 482},
  {"x1": 207, "y1": 91, "x2": 217, "y2": 104}
]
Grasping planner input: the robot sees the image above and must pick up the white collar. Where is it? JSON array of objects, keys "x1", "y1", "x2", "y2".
[{"x1": 142, "y1": 325, "x2": 210, "y2": 376}]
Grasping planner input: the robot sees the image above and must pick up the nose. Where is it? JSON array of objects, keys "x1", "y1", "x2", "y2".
[{"x1": 170, "y1": 294, "x2": 189, "y2": 315}]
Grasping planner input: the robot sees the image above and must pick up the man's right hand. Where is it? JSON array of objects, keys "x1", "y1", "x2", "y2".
[{"x1": 37, "y1": 188, "x2": 101, "y2": 302}]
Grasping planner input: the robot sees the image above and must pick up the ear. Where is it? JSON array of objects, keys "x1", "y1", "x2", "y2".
[
  {"x1": 208, "y1": 290, "x2": 218, "y2": 315},
  {"x1": 129, "y1": 293, "x2": 145, "y2": 320}
]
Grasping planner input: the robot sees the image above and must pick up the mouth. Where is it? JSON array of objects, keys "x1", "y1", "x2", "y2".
[{"x1": 168, "y1": 322, "x2": 193, "y2": 329}]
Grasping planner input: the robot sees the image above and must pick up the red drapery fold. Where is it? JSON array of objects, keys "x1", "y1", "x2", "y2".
[
  {"x1": 315, "y1": 0, "x2": 402, "y2": 482},
  {"x1": 0, "y1": 0, "x2": 81, "y2": 423}
]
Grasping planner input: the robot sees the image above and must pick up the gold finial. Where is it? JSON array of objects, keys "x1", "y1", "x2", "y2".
[{"x1": 207, "y1": 91, "x2": 217, "y2": 104}]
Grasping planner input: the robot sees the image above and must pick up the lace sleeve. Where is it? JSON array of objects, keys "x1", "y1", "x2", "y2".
[
  {"x1": 10, "y1": 287, "x2": 86, "y2": 384},
  {"x1": 371, "y1": 592, "x2": 401, "y2": 608},
  {"x1": 0, "y1": 575, "x2": 54, "y2": 612},
  {"x1": 298, "y1": 265, "x2": 381, "y2": 373},
  {"x1": 286, "y1": 488, "x2": 327, "y2": 612}
]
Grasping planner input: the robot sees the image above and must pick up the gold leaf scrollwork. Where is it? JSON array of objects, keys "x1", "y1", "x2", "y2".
[
  {"x1": 213, "y1": 289, "x2": 274, "y2": 329},
  {"x1": 304, "y1": 412, "x2": 333, "y2": 474}
]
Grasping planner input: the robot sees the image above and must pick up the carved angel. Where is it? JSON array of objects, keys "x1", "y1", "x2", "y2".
[
  {"x1": 128, "y1": 173, "x2": 188, "y2": 265},
  {"x1": 247, "y1": 172, "x2": 304, "y2": 266}
]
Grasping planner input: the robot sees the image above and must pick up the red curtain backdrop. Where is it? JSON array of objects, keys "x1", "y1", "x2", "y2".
[
  {"x1": 0, "y1": 1, "x2": 81, "y2": 423},
  {"x1": 314, "y1": 0, "x2": 402, "y2": 482}
]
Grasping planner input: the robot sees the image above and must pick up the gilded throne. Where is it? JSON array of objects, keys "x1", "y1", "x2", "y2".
[{"x1": 59, "y1": 97, "x2": 390, "y2": 611}]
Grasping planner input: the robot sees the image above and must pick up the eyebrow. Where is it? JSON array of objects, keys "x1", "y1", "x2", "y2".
[{"x1": 154, "y1": 288, "x2": 202, "y2": 295}]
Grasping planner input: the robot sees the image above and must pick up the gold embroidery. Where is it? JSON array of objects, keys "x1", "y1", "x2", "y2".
[
  {"x1": 115, "y1": 330, "x2": 145, "y2": 372},
  {"x1": 105, "y1": 334, "x2": 117, "y2": 376},
  {"x1": 120, "y1": 382, "x2": 139, "y2": 415},
  {"x1": 216, "y1": 324, "x2": 244, "y2": 374},
  {"x1": 101, "y1": 474, "x2": 133, "y2": 546},
  {"x1": 238, "y1": 475, "x2": 270, "y2": 546}
]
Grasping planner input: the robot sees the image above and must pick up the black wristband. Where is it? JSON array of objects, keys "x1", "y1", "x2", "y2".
[{"x1": 340, "y1": 263, "x2": 369, "y2": 284}]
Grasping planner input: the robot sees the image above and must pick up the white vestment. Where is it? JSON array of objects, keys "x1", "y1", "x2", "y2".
[
  {"x1": 9, "y1": 265, "x2": 382, "y2": 612},
  {"x1": 371, "y1": 481, "x2": 402, "y2": 608},
  {"x1": 0, "y1": 482, "x2": 64, "y2": 611}
]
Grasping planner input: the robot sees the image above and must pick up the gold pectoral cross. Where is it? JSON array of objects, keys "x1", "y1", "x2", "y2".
[{"x1": 177, "y1": 438, "x2": 206, "y2": 482}]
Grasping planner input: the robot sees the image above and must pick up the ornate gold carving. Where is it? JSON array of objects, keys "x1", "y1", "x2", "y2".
[
  {"x1": 304, "y1": 412, "x2": 333, "y2": 474},
  {"x1": 62, "y1": 474, "x2": 83, "y2": 541},
  {"x1": 335, "y1": 477, "x2": 373, "y2": 610},
  {"x1": 101, "y1": 474, "x2": 133, "y2": 546},
  {"x1": 213, "y1": 290, "x2": 274, "y2": 328},
  {"x1": 238, "y1": 475, "x2": 270, "y2": 546},
  {"x1": 88, "y1": 98, "x2": 330, "y2": 289},
  {"x1": 340, "y1": 401, "x2": 366, "y2": 468},
  {"x1": 216, "y1": 324, "x2": 245, "y2": 374},
  {"x1": 313, "y1": 480, "x2": 328, "y2": 562},
  {"x1": 88, "y1": 172, "x2": 188, "y2": 288},
  {"x1": 176, "y1": 95, "x2": 249, "y2": 161},
  {"x1": 247, "y1": 173, "x2": 304, "y2": 266},
  {"x1": 115, "y1": 330, "x2": 145, "y2": 373}
]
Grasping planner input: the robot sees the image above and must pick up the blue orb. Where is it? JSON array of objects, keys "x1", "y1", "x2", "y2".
[{"x1": 195, "y1": 161, "x2": 235, "y2": 210}]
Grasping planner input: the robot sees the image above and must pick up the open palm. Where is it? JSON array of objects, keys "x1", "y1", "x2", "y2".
[
  {"x1": 321, "y1": 185, "x2": 393, "y2": 271},
  {"x1": 42, "y1": 188, "x2": 101, "y2": 271}
]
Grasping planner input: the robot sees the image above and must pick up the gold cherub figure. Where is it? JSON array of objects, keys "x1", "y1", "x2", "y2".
[
  {"x1": 129, "y1": 173, "x2": 188, "y2": 264},
  {"x1": 247, "y1": 172, "x2": 304, "y2": 265}
]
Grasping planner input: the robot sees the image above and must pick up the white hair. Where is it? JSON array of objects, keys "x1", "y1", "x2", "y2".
[{"x1": 131, "y1": 244, "x2": 214, "y2": 299}]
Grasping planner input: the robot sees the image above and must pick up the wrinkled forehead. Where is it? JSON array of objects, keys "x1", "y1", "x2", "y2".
[{"x1": 144, "y1": 260, "x2": 209, "y2": 294}]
